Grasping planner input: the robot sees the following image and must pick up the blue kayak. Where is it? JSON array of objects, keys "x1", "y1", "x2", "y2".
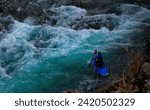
[
  {"x1": 94, "y1": 63, "x2": 108, "y2": 76},
  {"x1": 92, "y1": 52, "x2": 108, "y2": 76}
]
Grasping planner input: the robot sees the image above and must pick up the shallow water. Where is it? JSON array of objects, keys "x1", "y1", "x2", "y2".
[{"x1": 0, "y1": 4, "x2": 150, "y2": 92}]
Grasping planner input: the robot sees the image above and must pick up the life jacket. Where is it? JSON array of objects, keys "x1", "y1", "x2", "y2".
[{"x1": 93, "y1": 52, "x2": 104, "y2": 68}]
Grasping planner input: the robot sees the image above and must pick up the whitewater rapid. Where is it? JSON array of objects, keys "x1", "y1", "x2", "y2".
[{"x1": 0, "y1": 4, "x2": 150, "y2": 92}]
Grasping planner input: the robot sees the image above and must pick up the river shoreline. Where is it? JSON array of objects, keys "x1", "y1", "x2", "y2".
[{"x1": 96, "y1": 38, "x2": 150, "y2": 93}]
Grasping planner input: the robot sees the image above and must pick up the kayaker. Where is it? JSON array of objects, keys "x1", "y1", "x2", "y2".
[
  {"x1": 93, "y1": 50, "x2": 104, "y2": 68},
  {"x1": 92, "y1": 50, "x2": 108, "y2": 76}
]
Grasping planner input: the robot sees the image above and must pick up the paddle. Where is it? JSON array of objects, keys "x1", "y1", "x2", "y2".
[{"x1": 88, "y1": 52, "x2": 95, "y2": 67}]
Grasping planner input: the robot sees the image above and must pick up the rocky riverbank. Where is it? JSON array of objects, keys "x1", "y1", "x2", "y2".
[
  {"x1": 94, "y1": 39, "x2": 150, "y2": 93},
  {"x1": 0, "y1": 0, "x2": 150, "y2": 24}
]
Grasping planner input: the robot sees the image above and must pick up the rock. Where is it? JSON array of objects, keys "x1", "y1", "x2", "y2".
[
  {"x1": 144, "y1": 40, "x2": 150, "y2": 62},
  {"x1": 0, "y1": 5, "x2": 3, "y2": 14},
  {"x1": 132, "y1": 88, "x2": 140, "y2": 92},
  {"x1": 135, "y1": 0, "x2": 150, "y2": 4},
  {"x1": 72, "y1": 14, "x2": 119, "y2": 30},
  {"x1": 0, "y1": 16, "x2": 14, "y2": 30},
  {"x1": 63, "y1": 90, "x2": 80, "y2": 93},
  {"x1": 37, "y1": 0, "x2": 54, "y2": 9},
  {"x1": 0, "y1": 23, "x2": 4, "y2": 31},
  {"x1": 144, "y1": 79, "x2": 150, "y2": 90},
  {"x1": 147, "y1": 90, "x2": 150, "y2": 93},
  {"x1": 26, "y1": 3, "x2": 43, "y2": 16},
  {"x1": 0, "y1": 15, "x2": 14, "y2": 40},
  {"x1": 114, "y1": 90, "x2": 122, "y2": 93},
  {"x1": 79, "y1": 0, "x2": 126, "y2": 9},
  {"x1": 142, "y1": 62, "x2": 150, "y2": 78},
  {"x1": 87, "y1": 4, "x2": 122, "y2": 16}
]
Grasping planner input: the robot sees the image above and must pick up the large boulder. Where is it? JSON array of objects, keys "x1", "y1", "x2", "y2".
[
  {"x1": 26, "y1": 3, "x2": 43, "y2": 16},
  {"x1": 72, "y1": 14, "x2": 119, "y2": 30},
  {"x1": 0, "y1": 16, "x2": 14, "y2": 31}
]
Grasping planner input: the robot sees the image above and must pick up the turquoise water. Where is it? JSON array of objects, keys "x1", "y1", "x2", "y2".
[
  {"x1": 0, "y1": 21, "x2": 134, "y2": 92},
  {"x1": 0, "y1": 4, "x2": 150, "y2": 92}
]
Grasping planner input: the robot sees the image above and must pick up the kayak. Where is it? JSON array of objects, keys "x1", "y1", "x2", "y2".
[
  {"x1": 95, "y1": 64, "x2": 108, "y2": 76},
  {"x1": 93, "y1": 61, "x2": 108, "y2": 76},
  {"x1": 90, "y1": 50, "x2": 108, "y2": 76}
]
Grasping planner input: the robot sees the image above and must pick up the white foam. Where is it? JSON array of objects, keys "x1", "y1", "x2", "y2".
[
  {"x1": 50, "y1": 5, "x2": 87, "y2": 27},
  {"x1": 24, "y1": 17, "x2": 38, "y2": 25},
  {"x1": 0, "y1": 66, "x2": 11, "y2": 79},
  {"x1": 0, "y1": 67, "x2": 7, "y2": 75},
  {"x1": 119, "y1": 4, "x2": 150, "y2": 29}
]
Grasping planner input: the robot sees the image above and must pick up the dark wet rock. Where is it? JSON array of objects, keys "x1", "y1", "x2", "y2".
[
  {"x1": 145, "y1": 40, "x2": 150, "y2": 60},
  {"x1": 78, "y1": 0, "x2": 125, "y2": 9},
  {"x1": 54, "y1": 0, "x2": 78, "y2": 6},
  {"x1": 144, "y1": 79, "x2": 150, "y2": 90},
  {"x1": 147, "y1": 90, "x2": 150, "y2": 93},
  {"x1": 135, "y1": 0, "x2": 150, "y2": 4},
  {"x1": 0, "y1": 16, "x2": 14, "y2": 41},
  {"x1": 120, "y1": 0, "x2": 150, "y2": 4},
  {"x1": 64, "y1": 89, "x2": 81, "y2": 93},
  {"x1": 26, "y1": 3, "x2": 43, "y2": 16},
  {"x1": 114, "y1": 90, "x2": 122, "y2": 93},
  {"x1": 0, "y1": 0, "x2": 31, "y2": 21},
  {"x1": 0, "y1": 5, "x2": 4, "y2": 14},
  {"x1": 0, "y1": 16, "x2": 14, "y2": 31},
  {"x1": 142, "y1": 62, "x2": 150, "y2": 78},
  {"x1": 0, "y1": 0, "x2": 51, "y2": 21},
  {"x1": 37, "y1": 0, "x2": 54, "y2": 8},
  {"x1": 87, "y1": 4, "x2": 122, "y2": 16},
  {"x1": 72, "y1": 14, "x2": 119, "y2": 30}
]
